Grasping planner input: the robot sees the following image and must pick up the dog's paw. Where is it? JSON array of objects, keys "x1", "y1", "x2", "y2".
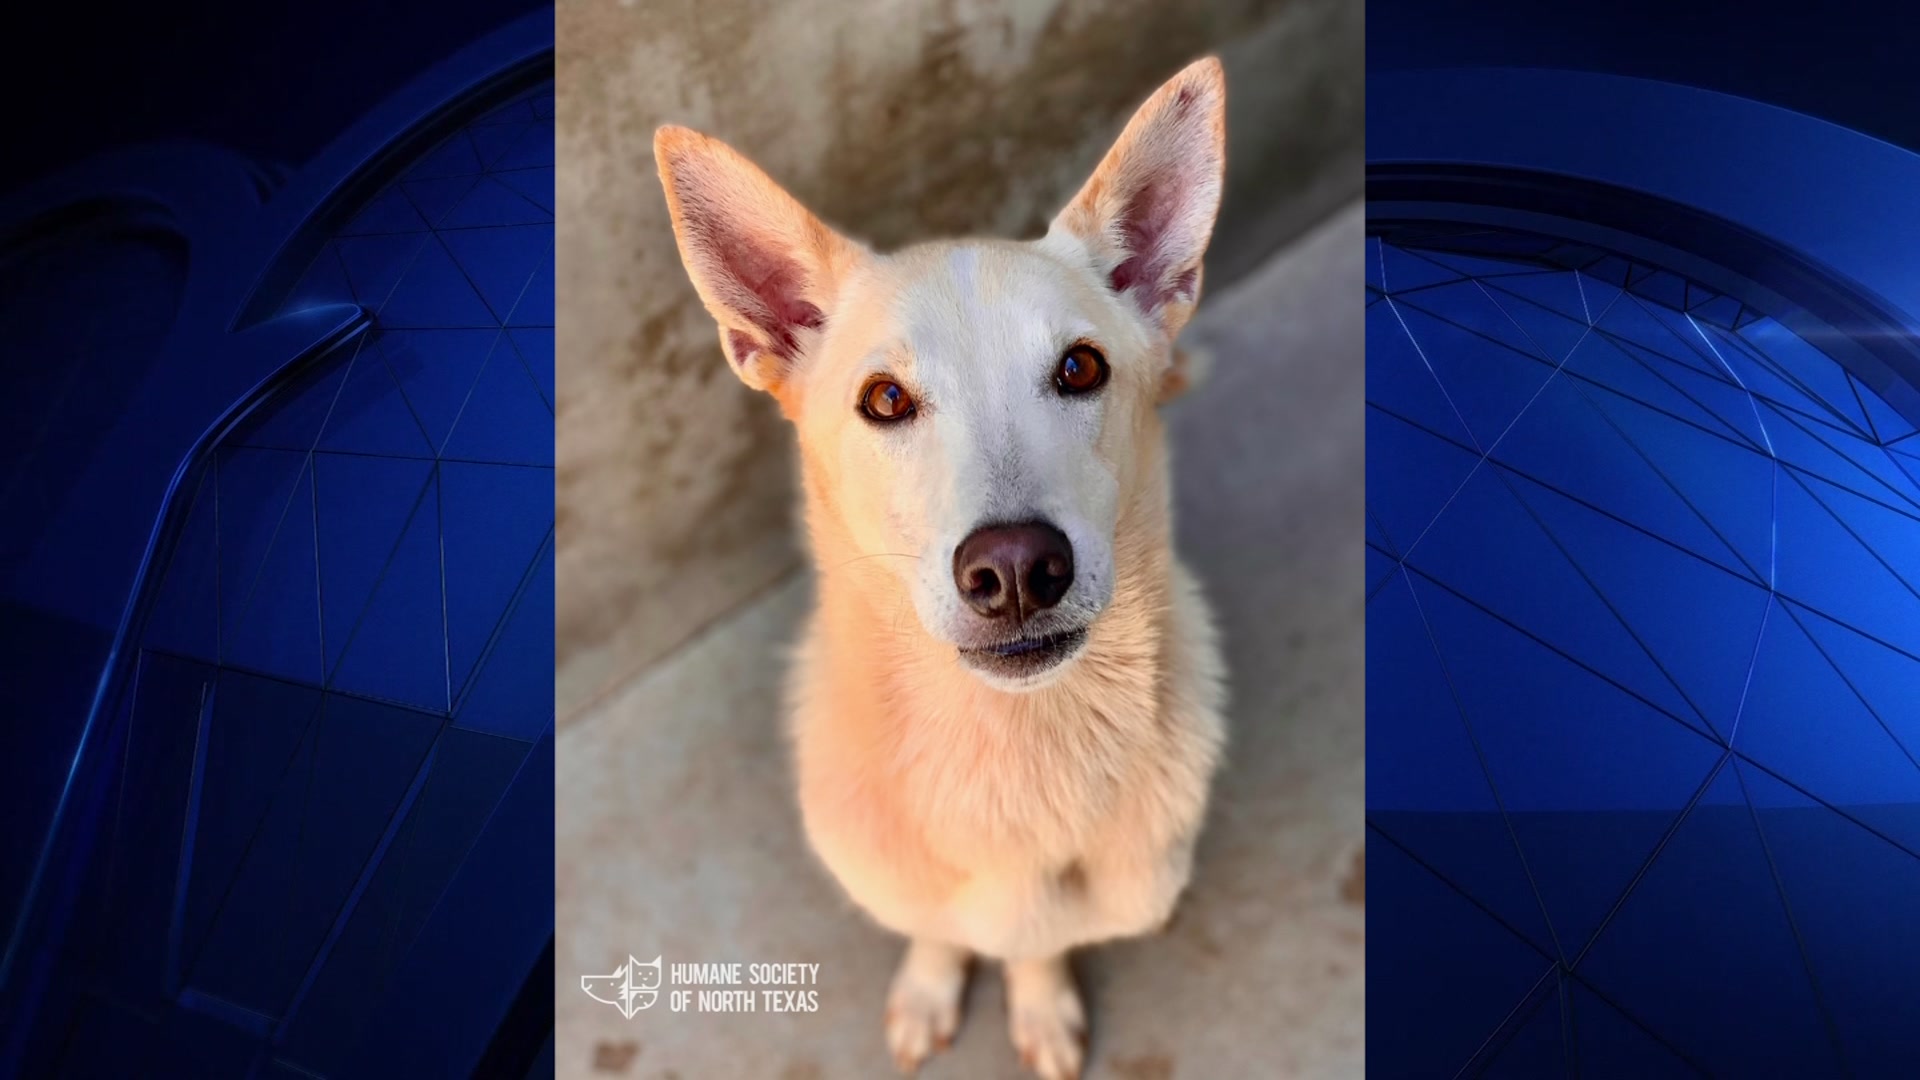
[
  {"x1": 885, "y1": 942, "x2": 968, "y2": 1074},
  {"x1": 1006, "y1": 958, "x2": 1086, "y2": 1080},
  {"x1": 885, "y1": 986, "x2": 960, "y2": 1074}
]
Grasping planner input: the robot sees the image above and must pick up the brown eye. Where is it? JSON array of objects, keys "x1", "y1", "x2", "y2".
[
  {"x1": 1056, "y1": 343, "x2": 1108, "y2": 395},
  {"x1": 859, "y1": 378, "x2": 916, "y2": 422}
]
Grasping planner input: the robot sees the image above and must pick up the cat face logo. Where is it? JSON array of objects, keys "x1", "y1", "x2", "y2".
[{"x1": 582, "y1": 955, "x2": 662, "y2": 1018}]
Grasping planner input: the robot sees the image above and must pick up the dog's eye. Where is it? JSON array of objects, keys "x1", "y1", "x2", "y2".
[
  {"x1": 859, "y1": 378, "x2": 916, "y2": 422},
  {"x1": 1055, "y1": 343, "x2": 1109, "y2": 395}
]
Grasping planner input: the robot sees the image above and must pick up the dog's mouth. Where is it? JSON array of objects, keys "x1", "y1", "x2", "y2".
[{"x1": 956, "y1": 626, "x2": 1089, "y2": 682}]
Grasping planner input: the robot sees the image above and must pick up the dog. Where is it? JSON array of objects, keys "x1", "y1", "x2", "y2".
[{"x1": 654, "y1": 58, "x2": 1228, "y2": 1079}]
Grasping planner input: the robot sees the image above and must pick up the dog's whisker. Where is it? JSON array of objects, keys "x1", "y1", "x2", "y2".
[
  {"x1": 820, "y1": 551, "x2": 922, "y2": 576},
  {"x1": 890, "y1": 590, "x2": 912, "y2": 639}
]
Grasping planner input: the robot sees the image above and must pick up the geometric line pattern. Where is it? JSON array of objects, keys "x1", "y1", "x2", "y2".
[
  {"x1": 61, "y1": 81, "x2": 555, "y2": 1077},
  {"x1": 1367, "y1": 225, "x2": 1920, "y2": 1077}
]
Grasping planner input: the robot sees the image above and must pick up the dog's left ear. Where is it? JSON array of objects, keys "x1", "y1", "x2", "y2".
[
  {"x1": 1050, "y1": 57, "x2": 1226, "y2": 346},
  {"x1": 654, "y1": 126, "x2": 865, "y2": 401}
]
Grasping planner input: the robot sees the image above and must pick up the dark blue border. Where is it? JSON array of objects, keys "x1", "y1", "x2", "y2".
[
  {"x1": 1367, "y1": 68, "x2": 1920, "y2": 425},
  {"x1": 0, "y1": 9, "x2": 553, "y2": 1059}
]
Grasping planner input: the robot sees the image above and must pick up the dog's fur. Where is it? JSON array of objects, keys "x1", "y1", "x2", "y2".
[{"x1": 655, "y1": 59, "x2": 1228, "y2": 1079}]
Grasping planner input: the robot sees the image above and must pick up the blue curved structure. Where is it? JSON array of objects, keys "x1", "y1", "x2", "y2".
[
  {"x1": 1368, "y1": 68, "x2": 1920, "y2": 1076},
  {"x1": 0, "y1": 11, "x2": 554, "y2": 1077}
]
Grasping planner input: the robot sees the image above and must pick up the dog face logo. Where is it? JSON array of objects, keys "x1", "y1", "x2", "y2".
[{"x1": 582, "y1": 955, "x2": 662, "y2": 1018}]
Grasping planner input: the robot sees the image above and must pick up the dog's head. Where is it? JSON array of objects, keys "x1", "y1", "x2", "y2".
[{"x1": 656, "y1": 60, "x2": 1225, "y2": 689}]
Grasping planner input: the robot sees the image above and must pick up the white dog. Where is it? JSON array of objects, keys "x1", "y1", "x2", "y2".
[{"x1": 655, "y1": 58, "x2": 1228, "y2": 1079}]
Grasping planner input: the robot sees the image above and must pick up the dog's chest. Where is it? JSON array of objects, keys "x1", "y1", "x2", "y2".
[
  {"x1": 919, "y1": 781, "x2": 1196, "y2": 958},
  {"x1": 797, "y1": 698, "x2": 1202, "y2": 955}
]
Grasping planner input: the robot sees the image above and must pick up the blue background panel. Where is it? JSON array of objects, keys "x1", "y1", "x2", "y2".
[
  {"x1": 1, "y1": 12, "x2": 554, "y2": 1078},
  {"x1": 1367, "y1": 222, "x2": 1920, "y2": 1076}
]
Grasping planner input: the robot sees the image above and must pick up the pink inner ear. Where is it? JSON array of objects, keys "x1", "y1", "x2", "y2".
[
  {"x1": 725, "y1": 329, "x2": 760, "y2": 368},
  {"x1": 1106, "y1": 172, "x2": 1197, "y2": 314},
  {"x1": 1095, "y1": 76, "x2": 1217, "y2": 319},
  {"x1": 717, "y1": 238, "x2": 823, "y2": 361},
  {"x1": 687, "y1": 199, "x2": 824, "y2": 367}
]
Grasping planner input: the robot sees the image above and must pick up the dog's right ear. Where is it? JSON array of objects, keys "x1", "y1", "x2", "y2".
[
  {"x1": 654, "y1": 126, "x2": 864, "y2": 398},
  {"x1": 1050, "y1": 58, "x2": 1226, "y2": 345}
]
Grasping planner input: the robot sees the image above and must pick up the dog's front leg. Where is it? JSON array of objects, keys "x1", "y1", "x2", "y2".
[
  {"x1": 1006, "y1": 953, "x2": 1086, "y2": 1080},
  {"x1": 885, "y1": 938, "x2": 970, "y2": 1073}
]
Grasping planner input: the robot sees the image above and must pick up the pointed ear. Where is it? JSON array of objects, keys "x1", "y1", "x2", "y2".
[
  {"x1": 1050, "y1": 58, "x2": 1226, "y2": 341},
  {"x1": 655, "y1": 126, "x2": 864, "y2": 397}
]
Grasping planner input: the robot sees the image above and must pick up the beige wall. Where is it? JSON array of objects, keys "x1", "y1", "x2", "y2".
[{"x1": 555, "y1": 0, "x2": 1363, "y2": 718}]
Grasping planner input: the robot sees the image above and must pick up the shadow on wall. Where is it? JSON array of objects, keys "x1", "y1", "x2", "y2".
[{"x1": 554, "y1": 0, "x2": 1363, "y2": 716}]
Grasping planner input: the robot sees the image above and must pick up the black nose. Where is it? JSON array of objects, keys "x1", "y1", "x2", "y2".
[{"x1": 952, "y1": 522, "x2": 1075, "y2": 622}]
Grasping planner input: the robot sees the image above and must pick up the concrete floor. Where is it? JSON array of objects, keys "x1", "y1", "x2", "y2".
[{"x1": 556, "y1": 201, "x2": 1364, "y2": 1079}]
